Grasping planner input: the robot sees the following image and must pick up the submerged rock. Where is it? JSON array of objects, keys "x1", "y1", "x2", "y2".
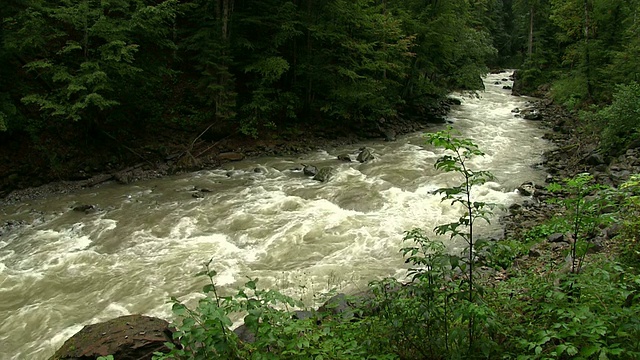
[
  {"x1": 303, "y1": 165, "x2": 318, "y2": 176},
  {"x1": 337, "y1": 154, "x2": 352, "y2": 162},
  {"x1": 72, "y1": 204, "x2": 98, "y2": 214},
  {"x1": 357, "y1": 148, "x2": 375, "y2": 163},
  {"x1": 313, "y1": 167, "x2": 336, "y2": 182}
]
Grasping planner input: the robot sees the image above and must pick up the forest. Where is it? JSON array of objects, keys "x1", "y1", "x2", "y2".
[
  {"x1": 3, "y1": 1, "x2": 640, "y2": 359},
  {"x1": 2, "y1": 0, "x2": 639, "y2": 190}
]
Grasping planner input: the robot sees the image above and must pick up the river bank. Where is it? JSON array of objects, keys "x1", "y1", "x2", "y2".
[
  {"x1": 0, "y1": 101, "x2": 454, "y2": 205},
  {"x1": 46, "y1": 88, "x2": 637, "y2": 360},
  {"x1": 2, "y1": 70, "x2": 556, "y2": 360}
]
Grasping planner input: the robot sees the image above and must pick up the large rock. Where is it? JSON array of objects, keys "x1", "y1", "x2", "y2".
[
  {"x1": 511, "y1": 70, "x2": 523, "y2": 96},
  {"x1": 49, "y1": 315, "x2": 175, "y2": 360},
  {"x1": 313, "y1": 167, "x2": 336, "y2": 182},
  {"x1": 318, "y1": 293, "x2": 357, "y2": 321},
  {"x1": 357, "y1": 148, "x2": 375, "y2": 163},
  {"x1": 521, "y1": 109, "x2": 542, "y2": 121},
  {"x1": 517, "y1": 182, "x2": 536, "y2": 197},
  {"x1": 337, "y1": 154, "x2": 352, "y2": 162},
  {"x1": 303, "y1": 165, "x2": 318, "y2": 176},
  {"x1": 583, "y1": 152, "x2": 605, "y2": 166},
  {"x1": 218, "y1": 152, "x2": 245, "y2": 162}
]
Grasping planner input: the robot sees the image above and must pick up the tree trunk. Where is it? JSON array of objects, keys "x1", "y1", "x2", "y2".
[
  {"x1": 528, "y1": 6, "x2": 534, "y2": 58},
  {"x1": 222, "y1": 0, "x2": 230, "y2": 40},
  {"x1": 584, "y1": 0, "x2": 592, "y2": 98}
]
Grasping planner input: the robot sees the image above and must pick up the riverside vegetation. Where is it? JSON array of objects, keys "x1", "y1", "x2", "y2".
[
  {"x1": 5, "y1": 0, "x2": 640, "y2": 358},
  {"x1": 149, "y1": 128, "x2": 640, "y2": 359}
]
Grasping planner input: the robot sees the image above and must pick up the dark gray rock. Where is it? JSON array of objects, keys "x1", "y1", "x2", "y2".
[
  {"x1": 234, "y1": 324, "x2": 256, "y2": 344},
  {"x1": 583, "y1": 152, "x2": 605, "y2": 166},
  {"x1": 529, "y1": 248, "x2": 542, "y2": 258},
  {"x1": 448, "y1": 98, "x2": 462, "y2": 105},
  {"x1": 303, "y1": 165, "x2": 318, "y2": 177},
  {"x1": 521, "y1": 109, "x2": 542, "y2": 120},
  {"x1": 511, "y1": 70, "x2": 523, "y2": 96},
  {"x1": 192, "y1": 192, "x2": 205, "y2": 199},
  {"x1": 49, "y1": 315, "x2": 175, "y2": 360},
  {"x1": 604, "y1": 224, "x2": 623, "y2": 239},
  {"x1": 292, "y1": 310, "x2": 315, "y2": 321},
  {"x1": 517, "y1": 182, "x2": 535, "y2": 197},
  {"x1": 548, "y1": 233, "x2": 566, "y2": 243},
  {"x1": 337, "y1": 154, "x2": 352, "y2": 162},
  {"x1": 72, "y1": 204, "x2": 98, "y2": 214},
  {"x1": 318, "y1": 293, "x2": 356, "y2": 320},
  {"x1": 357, "y1": 148, "x2": 375, "y2": 163},
  {"x1": 313, "y1": 167, "x2": 336, "y2": 182},
  {"x1": 587, "y1": 237, "x2": 605, "y2": 254}
]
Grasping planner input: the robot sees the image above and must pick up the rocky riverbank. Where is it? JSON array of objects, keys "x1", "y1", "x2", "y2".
[
  {"x1": 24, "y1": 77, "x2": 633, "y2": 359},
  {"x1": 0, "y1": 101, "x2": 456, "y2": 206},
  {"x1": 501, "y1": 90, "x2": 639, "y2": 247}
]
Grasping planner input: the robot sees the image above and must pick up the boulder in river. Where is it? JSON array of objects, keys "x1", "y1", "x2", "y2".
[
  {"x1": 303, "y1": 165, "x2": 318, "y2": 176},
  {"x1": 511, "y1": 69, "x2": 523, "y2": 96},
  {"x1": 357, "y1": 148, "x2": 375, "y2": 163},
  {"x1": 49, "y1": 314, "x2": 175, "y2": 360},
  {"x1": 337, "y1": 154, "x2": 352, "y2": 162},
  {"x1": 517, "y1": 182, "x2": 536, "y2": 197},
  {"x1": 72, "y1": 204, "x2": 98, "y2": 214},
  {"x1": 313, "y1": 167, "x2": 336, "y2": 182}
]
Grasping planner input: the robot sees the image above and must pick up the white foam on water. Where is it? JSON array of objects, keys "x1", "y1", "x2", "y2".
[{"x1": 1, "y1": 70, "x2": 554, "y2": 360}]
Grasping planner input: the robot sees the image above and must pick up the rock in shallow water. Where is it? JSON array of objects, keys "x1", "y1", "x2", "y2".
[
  {"x1": 357, "y1": 148, "x2": 375, "y2": 163},
  {"x1": 313, "y1": 167, "x2": 336, "y2": 182}
]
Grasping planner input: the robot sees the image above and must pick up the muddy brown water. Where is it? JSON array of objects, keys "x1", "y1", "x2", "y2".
[{"x1": 0, "y1": 72, "x2": 552, "y2": 360}]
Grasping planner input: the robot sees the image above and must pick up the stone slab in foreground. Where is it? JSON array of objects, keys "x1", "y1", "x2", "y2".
[{"x1": 49, "y1": 315, "x2": 174, "y2": 360}]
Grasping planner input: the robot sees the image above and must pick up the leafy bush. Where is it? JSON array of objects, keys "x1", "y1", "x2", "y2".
[
  {"x1": 154, "y1": 260, "x2": 391, "y2": 360},
  {"x1": 547, "y1": 173, "x2": 609, "y2": 274},
  {"x1": 617, "y1": 175, "x2": 640, "y2": 267},
  {"x1": 551, "y1": 73, "x2": 590, "y2": 110},
  {"x1": 494, "y1": 260, "x2": 640, "y2": 359},
  {"x1": 595, "y1": 82, "x2": 640, "y2": 155}
]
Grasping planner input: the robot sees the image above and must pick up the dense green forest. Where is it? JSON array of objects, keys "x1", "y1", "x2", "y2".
[
  {"x1": 5, "y1": 1, "x2": 640, "y2": 359},
  {"x1": 0, "y1": 0, "x2": 501, "y2": 144},
  {"x1": 2, "y1": 0, "x2": 639, "y2": 188}
]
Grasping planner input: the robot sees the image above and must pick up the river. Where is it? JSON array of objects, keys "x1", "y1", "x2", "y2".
[{"x1": 0, "y1": 71, "x2": 551, "y2": 360}]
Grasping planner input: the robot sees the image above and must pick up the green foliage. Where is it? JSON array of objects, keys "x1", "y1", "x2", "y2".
[
  {"x1": 154, "y1": 259, "x2": 391, "y2": 360},
  {"x1": 477, "y1": 238, "x2": 529, "y2": 270},
  {"x1": 4, "y1": 0, "x2": 179, "y2": 127},
  {"x1": 594, "y1": 83, "x2": 640, "y2": 155},
  {"x1": 551, "y1": 74, "x2": 590, "y2": 110},
  {"x1": 384, "y1": 128, "x2": 499, "y2": 358},
  {"x1": 617, "y1": 174, "x2": 640, "y2": 267},
  {"x1": 547, "y1": 173, "x2": 609, "y2": 274},
  {"x1": 97, "y1": 356, "x2": 114, "y2": 360},
  {"x1": 425, "y1": 127, "x2": 497, "y2": 278},
  {"x1": 495, "y1": 260, "x2": 640, "y2": 359}
]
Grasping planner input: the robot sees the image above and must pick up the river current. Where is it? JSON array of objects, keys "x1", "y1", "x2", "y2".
[{"x1": 0, "y1": 72, "x2": 551, "y2": 360}]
